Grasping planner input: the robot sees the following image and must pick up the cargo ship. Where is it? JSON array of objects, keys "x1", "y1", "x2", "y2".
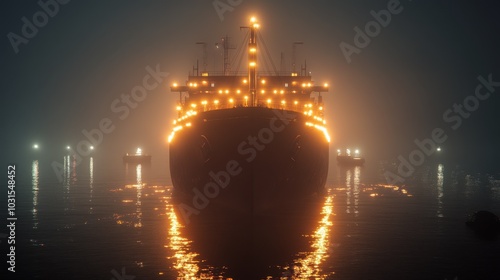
[
  {"x1": 336, "y1": 148, "x2": 365, "y2": 166},
  {"x1": 123, "y1": 148, "x2": 151, "y2": 164},
  {"x1": 168, "y1": 17, "x2": 330, "y2": 224}
]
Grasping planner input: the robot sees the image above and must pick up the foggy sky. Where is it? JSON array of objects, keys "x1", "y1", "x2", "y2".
[{"x1": 1, "y1": 0, "x2": 499, "y2": 177}]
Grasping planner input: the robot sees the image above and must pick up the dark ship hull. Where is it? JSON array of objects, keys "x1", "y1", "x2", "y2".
[{"x1": 169, "y1": 106, "x2": 329, "y2": 224}]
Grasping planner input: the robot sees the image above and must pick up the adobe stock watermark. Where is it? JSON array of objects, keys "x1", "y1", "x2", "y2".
[
  {"x1": 51, "y1": 64, "x2": 169, "y2": 182},
  {"x1": 213, "y1": 0, "x2": 243, "y2": 21},
  {"x1": 384, "y1": 73, "x2": 500, "y2": 184},
  {"x1": 339, "y1": 0, "x2": 412, "y2": 64},
  {"x1": 176, "y1": 109, "x2": 295, "y2": 224},
  {"x1": 7, "y1": 0, "x2": 71, "y2": 54},
  {"x1": 110, "y1": 267, "x2": 135, "y2": 280}
]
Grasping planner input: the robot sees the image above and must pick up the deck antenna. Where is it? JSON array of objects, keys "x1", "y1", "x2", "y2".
[
  {"x1": 280, "y1": 52, "x2": 285, "y2": 74},
  {"x1": 221, "y1": 36, "x2": 235, "y2": 76},
  {"x1": 196, "y1": 42, "x2": 207, "y2": 74},
  {"x1": 292, "y1": 41, "x2": 303, "y2": 74}
]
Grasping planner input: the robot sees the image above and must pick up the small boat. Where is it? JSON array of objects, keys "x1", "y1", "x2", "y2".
[
  {"x1": 123, "y1": 148, "x2": 151, "y2": 164},
  {"x1": 466, "y1": 210, "x2": 500, "y2": 236},
  {"x1": 336, "y1": 148, "x2": 365, "y2": 166}
]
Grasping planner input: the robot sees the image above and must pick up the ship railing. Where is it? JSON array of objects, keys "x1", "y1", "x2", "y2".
[{"x1": 192, "y1": 71, "x2": 309, "y2": 77}]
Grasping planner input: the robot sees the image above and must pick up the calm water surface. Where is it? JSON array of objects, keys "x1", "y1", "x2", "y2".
[{"x1": 2, "y1": 155, "x2": 499, "y2": 280}]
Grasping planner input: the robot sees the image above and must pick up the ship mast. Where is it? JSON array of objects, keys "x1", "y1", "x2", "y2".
[{"x1": 248, "y1": 17, "x2": 258, "y2": 106}]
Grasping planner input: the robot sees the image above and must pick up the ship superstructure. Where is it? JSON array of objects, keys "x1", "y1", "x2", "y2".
[{"x1": 168, "y1": 17, "x2": 330, "y2": 223}]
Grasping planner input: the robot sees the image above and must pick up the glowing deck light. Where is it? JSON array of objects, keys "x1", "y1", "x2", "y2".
[
  {"x1": 172, "y1": 82, "x2": 178, "y2": 87},
  {"x1": 90, "y1": 146, "x2": 94, "y2": 150},
  {"x1": 236, "y1": 89, "x2": 241, "y2": 94},
  {"x1": 202, "y1": 80, "x2": 207, "y2": 85},
  {"x1": 307, "y1": 83, "x2": 311, "y2": 87},
  {"x1": 249, "y1": 48, "x2": 256, "y2": 53},
  {"x1": 176, "y1": 106, "x2": 182, "y2": 111},
  {"x1": 229, "y1": 98, "x2": 234, "y2": 104},
  {"x1": 273, "y1": 90, "x2": 277, "y2": 94},
  {"x1": 249, "y1": 62, "x2": 256, "y2": 67},
  {"x1": 281, "y1": 100, "x2": 286, "y2": 105},
  {"x1": 201, "y1": 100, "x2": 207, "y2": 105},
  {"x1": 190, "y1": 104, "x2": 196, "y2": 108},
  {"x1": 261, "y1": 90, "x2": 265, "y2": 94},
  {"x1": 324, "y1": 83, "x2": 329, "y2": 87},
  {"x1": 261, "y1": 79, "x2": 266, "y2": 84},
  {"x1": 280, "y1": 90, "x2": 284, "y2": 94},
  {"x1": 33, "y1": 144, "x2": 39, "y2": 149},
  {"x1": 267, "y1": 98, "x2": 272, "y2": 105},
  {"x1": 214, "y1": 100, "x2": 219, "y2": 105},
  {"x1": 437, "y1": 147, "x2": 441, "y2": 152},
  {"x1": 294, "y1": 100, "x2": 298, "y2": 105},
  {"x1": 225, "y1": 89, "x2": 229, "y2": 94},
  {"x1": 218, "y1": 90, "x2": 223, "y2": 94},
  {"x1": 250, "y1": 17, "x2": 256, "y2": 23},
  {"x1": 243, "y1": 79, "x2": 248, "y2": 84}
]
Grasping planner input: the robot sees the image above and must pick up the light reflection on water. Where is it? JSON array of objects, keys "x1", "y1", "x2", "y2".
[
  {"x1": 167, "y1": 205, "x2": 200, "y2": 279},
  {"x1": 20, "y1": 158, "x2": 500, "y2": 279},
  {"x1": 285, "y1": 192, "x2": 335, "y2": 279},
  {"x1": 32, "y1": 159, "x2": 39, "y2": 229}
]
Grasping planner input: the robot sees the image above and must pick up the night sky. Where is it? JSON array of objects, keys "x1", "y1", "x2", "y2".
[{"x1": 2, "y1": 0, "x2": 499, "y2": 178}]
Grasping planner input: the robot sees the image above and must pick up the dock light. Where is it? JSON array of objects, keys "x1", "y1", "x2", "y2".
[
  {"x1": 90, "y1": 146, "x2": 94, "y2": 150},
  {"x1": 261, "y1": 79, "x2": 266, "y2": 84},
  {"x1": 250, "y1": 17, "x2": 256, "y2": 23},
  {"x1": 273, "y1": 90, "x2": 277, "y2": 94},
  {"x1": 280, "y1": 90, "x2": 284, "y2": 94},
  {"x1": 324, "y1": 83, "x2": 329, "y2": 87},
  {"x1": 219, "y1": 90, "x2": 223, "y2": 94},
  {"x1": 267, "y1": 98, "x2": 271, "y2": 104},
  {"x1": 281, "y1": 100, "x2": 286, "y2": 105},
  {"x1": 243, "y1": 79, "x2": 248, "y2": 84},
  {"x1": 249, "y1": 62, "x2": 256, "y2": 67},
  {"x1": 225, "y1": 89, "x2": 229, "y2": 94},
  {"x1": 66, "y1": 146, "x2": 70, "y2": 150},
  {"x1": 437, "y1": 147, "x2": 441, "y2": 152},
  {"x1": 294, "y1": 100, "x2": 298, "y2": 105},
  {"x1": 214, "y1": 100, "x2": 219, "y2": 105},
  {"x1": 261, "y1": 90, "x2": 265, "y2": 94},
  {"x1": 172, "y1": 82, "x2": 178, "y2": 87},
  {"x1": 176, "y1": 106, "x2": 181, "y2": 111},
  {"x1": 236, "y1": 89, "x2": 241, "y2": 94},
  {"x1": 250, "y1": 48, "x2": 256, "y2": 53},
  {"x1": 229, "y1": 98, "x2": 234, "y2": 104},
  {"x1": 33, "y1": 144, "x2": 39, "y2": 149},
  {"x1": 201, "y1": 100, "x2": 208, "y2": 105}
]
